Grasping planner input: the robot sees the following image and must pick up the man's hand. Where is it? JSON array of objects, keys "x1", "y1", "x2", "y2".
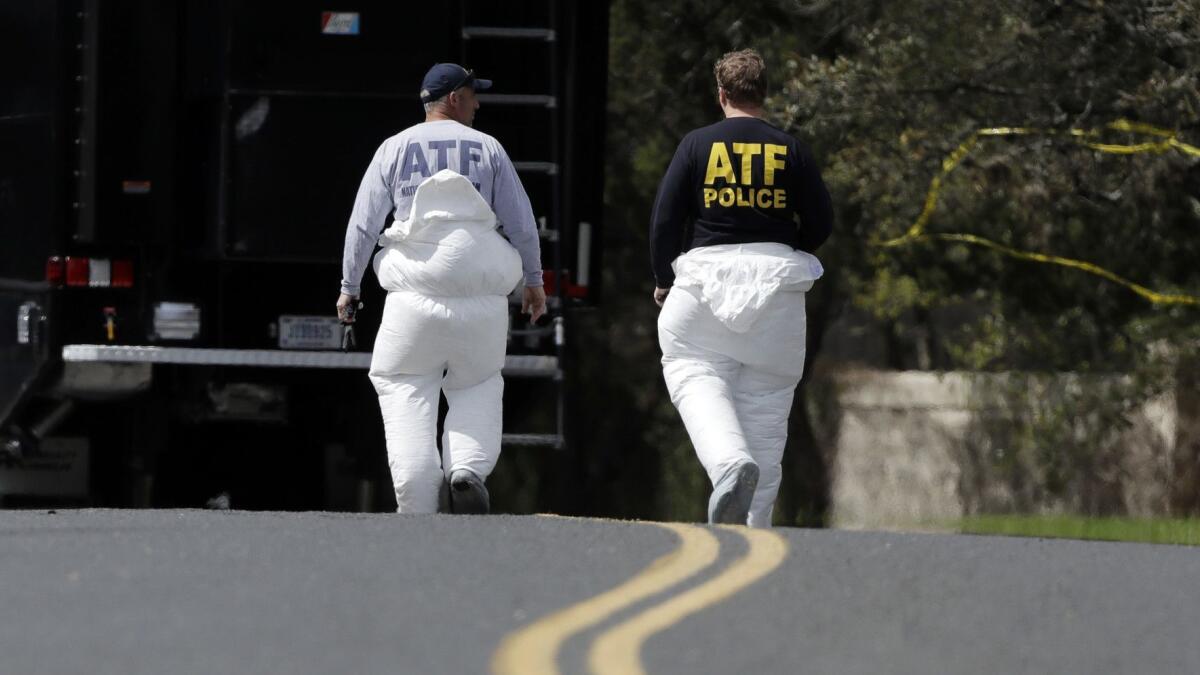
[
  {"x1": 336, "y1": 293, "x2": 358, "y2": 323},
  {"x1": 522, "y1": 285, "x2": 547, "y2": 323},
  {"x1": 653, "y1": 286, "x2": 671, "y2": 307}
]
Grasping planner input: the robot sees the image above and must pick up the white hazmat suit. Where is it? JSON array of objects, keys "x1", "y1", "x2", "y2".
[
  {"x1": 658, "y1": 243, "x2": 823, "y2": 527},
  {"x1": 368, "y1": 169, "x2": 522, "y2": 513}
]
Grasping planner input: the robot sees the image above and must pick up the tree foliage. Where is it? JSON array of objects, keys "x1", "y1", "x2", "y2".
[{"x1": 780, "y1": 0, "x2": 1200, "y2": 374}]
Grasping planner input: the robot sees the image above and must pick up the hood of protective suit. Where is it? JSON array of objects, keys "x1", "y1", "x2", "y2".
[
  {"x1": 671, "y1": 243, "x2": 823, "y2": 333},
  {"x1": 373, "y1": 169, "x2": 522, "y2": 297}
]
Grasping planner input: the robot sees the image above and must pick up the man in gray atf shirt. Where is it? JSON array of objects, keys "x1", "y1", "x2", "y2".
[{"x1": 337, "y1": 63, "x2": 545, "y2": 514}]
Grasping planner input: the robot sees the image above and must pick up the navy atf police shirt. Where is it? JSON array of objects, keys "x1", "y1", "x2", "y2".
[{"x1": 649, "y1": 117, "x2": 833, "y2": 287}]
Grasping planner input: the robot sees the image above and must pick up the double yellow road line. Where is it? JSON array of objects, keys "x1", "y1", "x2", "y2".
[{"x1": 491, "y1": 521, "x2": 789, "y2": 675}]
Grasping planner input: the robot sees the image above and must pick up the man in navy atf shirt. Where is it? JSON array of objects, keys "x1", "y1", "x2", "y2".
[{"x1": 650, "y1": 48, "x2": 833, "y2": 528}]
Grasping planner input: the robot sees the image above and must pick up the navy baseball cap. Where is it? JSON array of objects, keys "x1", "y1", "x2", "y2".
[{"x1": 420, "y1": 63, "x2": 492, "y2": 103}]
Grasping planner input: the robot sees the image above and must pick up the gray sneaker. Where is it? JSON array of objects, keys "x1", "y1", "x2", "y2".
[
  {"x1": 449, "y1": 469, "x2": 490, "y2": 515},
  {"x1": 707, "y1": 460, "x2": 759, "y2": 525}
]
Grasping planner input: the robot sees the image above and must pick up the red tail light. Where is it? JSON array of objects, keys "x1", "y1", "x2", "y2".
[
  {"x1": 112, "y1": 259, "x2": 134, "y2": 288},
  {"x1": 65, "y1": 257, "x2": 90, "y2": 287},
  {"x1": 54, "y1": 256, "x2": 135, "y2": 288},
  {"x1": 542, "y1": 270, "x2": 589, "y2": 299},
  {"x1": 46, "y1": 257, "x2": 65, "y2": 286}
]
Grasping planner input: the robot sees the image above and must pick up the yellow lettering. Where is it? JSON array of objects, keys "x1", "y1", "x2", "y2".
[
  {"x1": 764, "y1": 144, "x2": 787, "y2": 185},
  {"x1": 732, "y1": 143, "x2": 762, "y2": 185},
  {"x1": 735, "y1": 188, "x2": 752, "y2": 207},
  {"x1": 718, "y1": 187, "x2": 735, "y2": 207},
  {"x1": 773, "y1": 189, "x2": 787, "y2": 209},
  {"x1": 756, "y1": 188, "x2": 772, "y2": 208},
  {"x1": 703, "y1": 188, "x2": 718, "y2": 208},
  {"x1": 705, "y1": 143, "x2": 736, "y2": 185}
]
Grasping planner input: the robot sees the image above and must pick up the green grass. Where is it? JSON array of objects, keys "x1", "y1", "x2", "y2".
[{"x1": 958, "y1": 515, "x2": 1200, "y2": 546}]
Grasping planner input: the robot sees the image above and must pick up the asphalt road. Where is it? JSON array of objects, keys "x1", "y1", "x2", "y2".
[{"x1": 2, "y1": 510, "x2": 1198, "y2": 674}]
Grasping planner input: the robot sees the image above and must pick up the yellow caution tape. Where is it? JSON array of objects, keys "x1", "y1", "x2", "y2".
[
  {"x1": 878, "y1": 119, "x2": 1200, "y2": 306},
  {"x1": 934, "y1": 233, "x2": 1200, "y2": 307}
]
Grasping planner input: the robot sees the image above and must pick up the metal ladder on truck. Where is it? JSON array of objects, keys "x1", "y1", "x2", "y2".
[{"x1": 460, "y1": 1, "x2": 566, "y2": 450}]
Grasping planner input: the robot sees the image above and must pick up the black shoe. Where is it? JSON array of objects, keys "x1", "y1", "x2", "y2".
[
  {"x1": 449, "y1": 469, "x2": 490, "y2": 515},
  {"x1": 707, "y1": 461, "x2": 758, "y2": 525},
  {"x1": 205, "y1": 492, "x2": 231, "y2": 510}
]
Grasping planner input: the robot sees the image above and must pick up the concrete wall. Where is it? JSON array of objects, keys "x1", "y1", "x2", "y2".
[{"x1": 823, "y1": 370, "x2": 1185, "y2": 530}]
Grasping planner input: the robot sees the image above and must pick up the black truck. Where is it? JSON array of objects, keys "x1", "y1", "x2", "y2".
[{"x1": 0, "y1": 0, "x2": 607, "y2": 509}]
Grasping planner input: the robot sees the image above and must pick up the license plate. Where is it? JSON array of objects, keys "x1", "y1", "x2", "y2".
[{"x1": 278, "y1": 315, "x2": 342, "y2": 350}]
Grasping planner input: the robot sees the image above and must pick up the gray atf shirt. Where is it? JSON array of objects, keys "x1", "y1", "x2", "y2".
[{"x1": 340, "y1": 119, "x2": 542, "y2": 296}]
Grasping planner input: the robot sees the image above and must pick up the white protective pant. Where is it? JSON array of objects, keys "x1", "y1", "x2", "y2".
[
  {"x1": 658, "y1": 243, "x2": 822, "y2": 528},
  {"x1": 368, "y1": 170, "x2": 522, "y2": 513},
  {"x1": 369, "y1": 293, "x2": 507, "y2": 513}
]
